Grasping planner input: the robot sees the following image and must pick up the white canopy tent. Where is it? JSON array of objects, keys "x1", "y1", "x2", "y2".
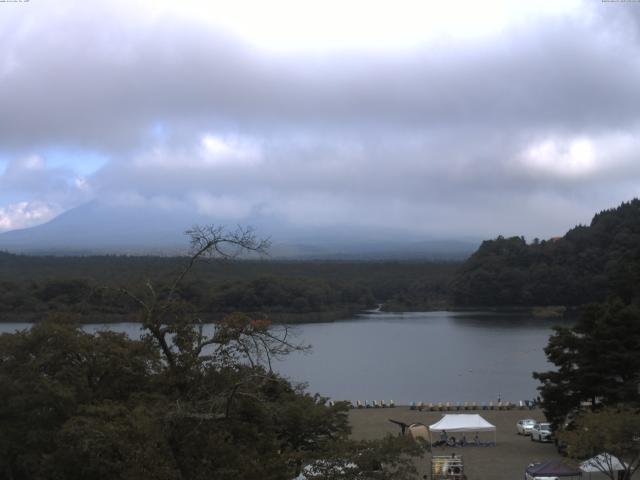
[
  {"x1": 580, "y1": 453, "x2": 626, "y2": 477},
  {"x1": 428, "y1": 414, "x2": 496, "y2": 446}
]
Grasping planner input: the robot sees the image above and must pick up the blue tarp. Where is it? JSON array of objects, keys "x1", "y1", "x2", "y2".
[{"x1": 526, "y1": 461, "x2": 582, "y2": 477}]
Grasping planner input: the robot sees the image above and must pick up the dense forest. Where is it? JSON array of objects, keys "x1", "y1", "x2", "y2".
[
  {"x1": 4, "y1": 199, "x2": 640, "y2": 322},
  {"x1": 0, "y1": 228, "x2": 426, "y2": 479},
  {"x1": 451, "y1": 199, "x2": 640, "y2": 307},
  {"x1": 0, "y1": 252, "x2": 457, "y2": 323}
]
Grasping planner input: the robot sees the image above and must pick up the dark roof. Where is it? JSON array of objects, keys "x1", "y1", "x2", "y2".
[{"x1": 526, "y1": 461, "x2": 582, "y2": 477}]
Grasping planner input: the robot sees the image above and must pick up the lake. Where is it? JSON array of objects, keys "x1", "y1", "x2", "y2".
[{"x1": 0, "y1": 310, "x2": 565, "y2": 405}]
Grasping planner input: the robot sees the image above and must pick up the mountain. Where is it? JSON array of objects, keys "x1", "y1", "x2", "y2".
[
  {"x1": 451, "y1": 199, "x2": 640, "y2": 306},
  {"x1": 0, "y1": 200, "x2": 479, "y2": 259}
]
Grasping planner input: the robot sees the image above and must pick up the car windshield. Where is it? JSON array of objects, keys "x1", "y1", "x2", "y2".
[
  {"x1": 538, "y1": 423, "x2": 551, "y2": 432},
  {"x1": 523, "y1": 420, "x2": 536, "y2": 425}
]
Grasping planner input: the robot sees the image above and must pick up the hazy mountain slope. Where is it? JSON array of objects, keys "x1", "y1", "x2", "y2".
[
  {"x1": 0, "y1": 201, "x2": 479, "y2": 259},
  {"x1": 0, "y1": 201, "x2": 196, "y2": 254}
]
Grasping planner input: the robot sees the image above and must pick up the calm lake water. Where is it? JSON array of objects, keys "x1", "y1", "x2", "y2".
[{"x1": 0, "y1": 310, "x2": 565, "y2": 404}]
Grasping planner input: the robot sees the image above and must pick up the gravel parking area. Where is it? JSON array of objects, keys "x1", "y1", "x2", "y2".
[{"x1": 349, "y1": 407, "x2": 570, "y2": 480}]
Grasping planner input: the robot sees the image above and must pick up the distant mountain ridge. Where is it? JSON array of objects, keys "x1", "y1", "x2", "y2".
[
  {"x1": 451, "y1": 199, "x2": 640, "y2": 306},
  {"x1": 0, "y1": 200, "x2": 479, "y2": 260}
]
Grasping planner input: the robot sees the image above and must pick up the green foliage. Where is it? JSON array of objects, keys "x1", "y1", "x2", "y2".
[
  {"x1": 299, "y1": 435, "x2": 427, "y2": 479},
  {"x1": 0, "y1": 320, "x2": 160, "y2": 480},
  {"x1": 207, "y1": 275, "x2": 374, "y2": 314},
  {"x1": 558, "y1": 406, "x2": 640, "y2": 480},
  {"x1": 0, "y1": 227, "x2": 426, "y2": 479},
  {"x1": 0, "y1": 256, "x2": 457, "y2": 322},
  {"x1": 452, "y1": 199, "x2": 640, "y2": 306},
  {"x1": 0, "y1": 316, "x2": 379, "y2": 479},
  {"x1": 50, "y1": 402, "x2": 179, "y2": 480},
  {"x1": 533, "y1": 301, "x2": 640, "y2": 428}
]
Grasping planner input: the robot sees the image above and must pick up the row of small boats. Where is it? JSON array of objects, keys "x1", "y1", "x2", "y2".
[
  {"x1": 342, "y1": 400, "x2": 396, "y2": 408},
  {"x1": 328, "y1": 399, "x2": 537, "y2": 410},
  {"x1": 409, "y1": 400, "x2": 536, "y2": 411}
]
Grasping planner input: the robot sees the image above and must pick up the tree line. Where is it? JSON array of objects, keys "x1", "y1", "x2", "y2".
[
  {"x1": 0, "y1": 226, "x2": 426, "y2": 480},
  {"x1": 0, "y1": 253, "x2": 457, "y2": 323},
  {"x1": 533, "y1": 300, "x2": 640, "y2": 480},
  {"x1": 452, "y1": 199, "x2": 640, "y2": 307},
  {"x1": 514, "y1": 202, "x2": 640, "y2": 480}
]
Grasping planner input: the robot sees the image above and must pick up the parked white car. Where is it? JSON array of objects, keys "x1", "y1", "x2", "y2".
[
  {"x1": 530, "y1": 422, "x2": 552, "y2": 442},
  {"x1": 516, "y1": 418, "x2": 537, "y2": 435}
]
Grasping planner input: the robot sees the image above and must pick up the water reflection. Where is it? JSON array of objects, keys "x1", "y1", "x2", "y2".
[
  {"x1": 0, "y1": 311, "x2": 564, "y2": 404},
  {"x1": 275, "y1": 310, "x2": 565, "y2": 404}
]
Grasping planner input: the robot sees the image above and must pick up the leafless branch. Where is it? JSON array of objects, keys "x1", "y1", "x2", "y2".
[{"x1": 164, "y1": 225, "x2": 270, "y2": 306}]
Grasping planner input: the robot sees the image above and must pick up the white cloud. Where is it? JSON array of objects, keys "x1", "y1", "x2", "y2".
[
  {"x1": 74, "y1": 177, "x2": 91, "y2": 192},
  {"x1": 2, "y1": 0, "x2": 640, "y2": 240},
  {"x1": 200, "y1": 134, "x2": 261, "y2": 166},
  {"x1": 130, "y1": 134, "x2": 261, "y2": 171},
  {"x1": 137, "y1": 0, "x2": 583, "y2": 52},
  {"x1": 0, "y1": 201, "x2": 61, "y2": 233},
  {"x1": 0, "y1": 154, "x2": 93, "y2": 231},
  {"x1": 520, "y1": 138, "x2": 597, "y2": 178},
  {"x1": 18, "y1": 155, "x2": 46, "y2": 171},
  {"x1": 517, "y1": 130, "x2": 640, "y2": 180}
]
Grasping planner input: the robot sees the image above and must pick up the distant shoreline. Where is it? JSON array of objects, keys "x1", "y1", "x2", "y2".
[
  {"x1": 0, "y1": 304, "x2": 577, "y2": 325},
  {"x1": 380, "y1": 304, "x2": 575, "y2": 319}
]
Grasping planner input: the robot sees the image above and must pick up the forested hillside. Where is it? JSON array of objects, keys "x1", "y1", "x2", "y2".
[
  {"x1": 0, "y1": 229, "x2": 426, "y2": 479},
  {"x1": 451, "y1": 199, "x2": 640, "y2": 306},
  {"x1": 0, "y1": 254, "x2": 457, "y2": 322}
]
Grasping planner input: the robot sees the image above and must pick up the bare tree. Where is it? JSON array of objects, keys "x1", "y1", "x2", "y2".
[{"x1": 119, "y1": 225, "x2": 306, "y2": 395}]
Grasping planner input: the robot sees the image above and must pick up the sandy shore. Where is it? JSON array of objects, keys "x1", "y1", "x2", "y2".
[{"x1": 349, "y1": 407, "x2": 570, "y2": 480}]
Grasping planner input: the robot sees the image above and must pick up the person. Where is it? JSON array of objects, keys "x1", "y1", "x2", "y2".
[
  {"x1": 460, "y1": 434, "x2": 467, "y2": 447},
  {"x1": 474, "y1": 432, "x2": 480, "y2": 445},
  {"x1": 440, "y1": 430, "x2": 448, "y2": 444}
]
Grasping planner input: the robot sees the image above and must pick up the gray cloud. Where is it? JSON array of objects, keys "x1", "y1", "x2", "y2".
[
  {"x1": 3, "y1": 3, "x2": 640, "y2": 145},
  {"x1": 2, "y1": 1, "x2": 640, "y2": 238}
]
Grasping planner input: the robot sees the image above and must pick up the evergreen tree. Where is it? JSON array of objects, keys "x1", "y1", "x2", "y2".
[
  {"x1": 452, "y1": 198, "x2": 640, "y2": 307},
  {"x1": 534, "y1": 300, "x2": 640, "y2": 427}
]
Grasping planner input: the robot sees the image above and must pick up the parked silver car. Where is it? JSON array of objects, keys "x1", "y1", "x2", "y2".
[
  {"x1": 530, "y1": 422, "x2": 552, "y2": 442},
  {"x1": 516, "y1": 418, "x2": 537, "y2": 435}
]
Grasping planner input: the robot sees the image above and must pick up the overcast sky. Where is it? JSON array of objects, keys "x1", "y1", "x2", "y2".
[{"x1": 1, "y1": 0, "x2": 640, "y2": 239}]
